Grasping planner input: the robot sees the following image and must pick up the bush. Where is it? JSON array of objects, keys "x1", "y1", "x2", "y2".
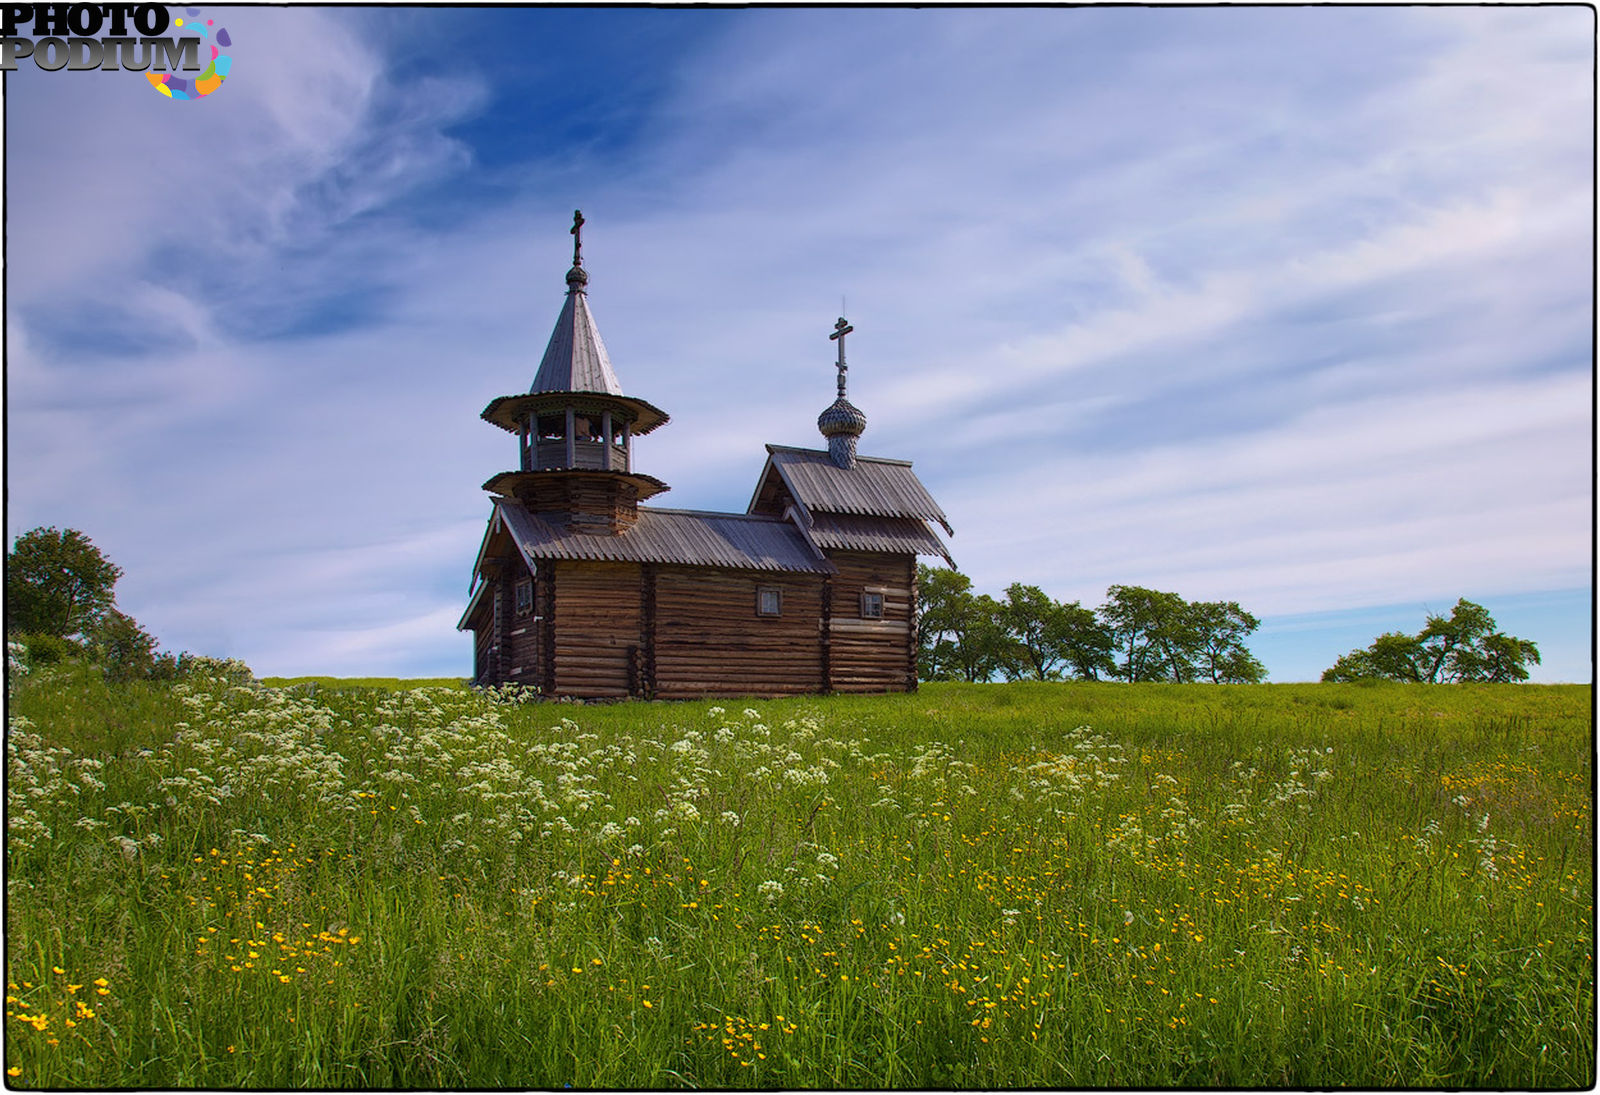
[{"x1": 12, "y1": 631, "x2": 85, "y2": 667}]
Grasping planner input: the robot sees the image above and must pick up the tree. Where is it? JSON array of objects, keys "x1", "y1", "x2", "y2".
[
  {"x1": 1188, "y1": 600, "x2": 1267, "y2": 684},
  {"x1": 91, "y1": 609, "x2": 177, "y2": 683},
  {"x1": 916, "y1": 565, "x2": 1010, "y2": 682},
  {"x1": 1321, "y1": 600, "x2": 1539, "y2": 683},
  {"x1": 1055, "y1": 600, "x2": 1117, "y2": 682},
  {"x1": 7, "y1": 527, "x2": 123, "y2": 640},
  {"x1": 1099, "y1": 585, "x2": 1196, "y2": 682},
  {"x1": 998, "y1": 584, "x2": 1070, "y2": 680}
]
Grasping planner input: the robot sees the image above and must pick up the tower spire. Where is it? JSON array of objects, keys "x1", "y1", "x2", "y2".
[{"x1": 817, "y1": 315, "x2": 867, "y2": 468}]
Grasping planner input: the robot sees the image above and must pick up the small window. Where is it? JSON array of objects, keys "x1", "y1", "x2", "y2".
[
  {"x1": 757, "y1": 586, "x2": 783, "y2": 617},
  {"x1": 536, "y1": 414, "x2": 565, "y2": 441},
  {"x1": 514, "y1": 577, "x2": 534, "y2": 617},
  {"x1": 860, "y1": 591, "x2": 884, "y2": 619}
]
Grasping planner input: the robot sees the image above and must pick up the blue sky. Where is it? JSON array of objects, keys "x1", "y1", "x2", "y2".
[{"x1": 4, "y1": 5, "x2": 1593, "y2": 682}]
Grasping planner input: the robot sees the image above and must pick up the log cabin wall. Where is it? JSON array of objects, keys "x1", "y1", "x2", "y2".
[
  {"x1": 652, "y1": 565, "x2": 825, "y2": 699},
  {"x1": 824, "y1": 550, "x2": 916, "y2": 693},
  {"x1": 550, "y1": 560, "x2": 642, "y2": 699},
  {"x1": 505, "y1": 566, "x2": 542, "y2": 687}
]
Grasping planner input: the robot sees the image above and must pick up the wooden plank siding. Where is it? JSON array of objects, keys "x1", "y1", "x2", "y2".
[
  {"x1": 505, "y1": 571, "x2": 542, "y2": 686},
  {"x1": 550, "y1": 561, "x2": 641, "y2": 699},
  {"x1": 470, "y1": 551, "x2": 920, "y2": 698},
  {"x1": 652, "y1": 565, "x2": 825, "y2": 699},
  {"x1": 823, "y1": 550, "x2": 916, "y2": 693}
]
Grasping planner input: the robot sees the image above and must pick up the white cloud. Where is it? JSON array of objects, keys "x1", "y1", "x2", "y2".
[{"x1": 4, "y1": 7, "x2": 1590, "y2": 678}]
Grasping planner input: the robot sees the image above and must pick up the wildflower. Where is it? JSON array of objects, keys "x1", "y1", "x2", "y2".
[{"x1": 758, "y1": 880, "x2": 784, "y2": 902}]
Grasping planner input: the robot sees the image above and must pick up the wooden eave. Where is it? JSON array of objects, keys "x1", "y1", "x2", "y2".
[
  {"x1": 496, "y1": 499, "x2": 837, "y2": 574},
  {"x1": 481, "y1": 392, "x2": 669, "y2": 436},
  {"x1": 482, "y1": 468, "x2": 671, "y2": 501}
]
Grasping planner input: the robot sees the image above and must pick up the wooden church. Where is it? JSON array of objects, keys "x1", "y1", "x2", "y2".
[{"x1": 458, "y1": 213, "x2": 954, "y2": 699}]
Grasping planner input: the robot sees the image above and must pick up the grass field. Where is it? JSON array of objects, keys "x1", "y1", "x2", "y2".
[{"x1": 5, "y1": 661, "x2": 1592, "y2": 1087}]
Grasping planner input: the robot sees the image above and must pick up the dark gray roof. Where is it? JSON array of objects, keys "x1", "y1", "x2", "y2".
[
  {"x1": 530, "y1": 288, "x2": 624, "y2": 396},
  {"x1": 806, "y1": 512, "x2": 954, "y2": 566},
  {"x1": 498, "y1": 501, "x2": 836, "y2": 574},
  {"x1": 756, "y1": 445, "x2": 953, "y2": 534}
]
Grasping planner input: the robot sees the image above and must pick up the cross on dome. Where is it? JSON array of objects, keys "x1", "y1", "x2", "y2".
[{"x1": 828, "y1": 316, "x2": 853, "y2": 398}]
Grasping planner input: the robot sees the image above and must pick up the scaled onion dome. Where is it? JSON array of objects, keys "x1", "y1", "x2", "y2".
[{"x1": 817, "y1": 395, "x2": 868, "y2": 440}]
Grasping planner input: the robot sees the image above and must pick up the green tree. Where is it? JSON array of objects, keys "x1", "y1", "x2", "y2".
[
  {"x1": 1321, "y1": 600, "x2": 1539, "y2": 683},
  {"x1": 998, "y1": 583, "x2": 1070, "y2": 680},
  {"x1": 91, "y1": 609, "x2": 172, "y2": 682},
  {"x1": 1055, "y1": 600, "x2": 1116, "y2": 681},
  {"x1": 916, "y1": 565, "x2": 1009, "y2": 682},
  {"x1": 1099, "y1": 585, "x2": 1196, "y2": 682},
  {"x1": 1188, "y1": 600, "x2": 1267, "y2": 683},
  {"x1": 7, "y1": 527, "x2": 123, "y2": 640},
  {"x1": 996, "y1": 584, "x2": 1115, "y2": 681}
]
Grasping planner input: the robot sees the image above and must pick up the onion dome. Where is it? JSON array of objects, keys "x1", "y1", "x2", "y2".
[
  {"x1": 818, "y1": 396, "x2": 868, "y2": 438},
  {"x1": 819, "y1": 316, "x2": 866, "y2": 468}
]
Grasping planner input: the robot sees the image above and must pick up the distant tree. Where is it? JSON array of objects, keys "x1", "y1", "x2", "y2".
[
  {"x1": 1100, "y1": 585, "x2": 1196, "y2": 682},
  {"x1": 998, "y1": 584, "x2": 1071, "y2": 680},
  {"x1": 1188, "y1": 600, "x2": 1267, "y2": 684},
  {"x1": 7, "y1": 527, "x2": 123, "y2": 640},
  {"x1": 917, "y1": 565, "x2": 1009, "y2": 682},
  {"x1": 1321, "y1": 600, "x2": 1539, "y2": 683},
  {"x1": 91, "y1": 609, "x2": 175, "y2": 683},
  {"x1": 1056, "y1": 600, "x2": 1117, "y2": 682}
]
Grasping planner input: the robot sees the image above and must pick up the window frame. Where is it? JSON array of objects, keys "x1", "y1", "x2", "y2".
[
  {"x1": 514, "y1": 576, "x2": 534, "y2": 617},
  {"x1": 756, "y1": 586, "x2": 783, "y2": 617},
  {"x1": 860, "y1": 590, "x2": 885, "y2": 620}
]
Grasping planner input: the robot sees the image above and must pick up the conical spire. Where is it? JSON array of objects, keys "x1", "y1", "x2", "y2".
[
  {"x1": 529, "y1": 210, "x2": 624, "y2": 396},
  {"x1": 817, "y1": 316, "x2": 866, "y2": 468}
]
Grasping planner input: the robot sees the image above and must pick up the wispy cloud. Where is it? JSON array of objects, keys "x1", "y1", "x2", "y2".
[{"x1": 5, "y1": 6, "x2": 1590, "y2": 680}]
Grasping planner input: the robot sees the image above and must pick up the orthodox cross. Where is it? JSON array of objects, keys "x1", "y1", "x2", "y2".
[
  {"x1": 570, "y1": 209, "x2": 585, "y2": 267},
  {"x1": 828, "y1": 316, "x2": 853, "y2": 398}
]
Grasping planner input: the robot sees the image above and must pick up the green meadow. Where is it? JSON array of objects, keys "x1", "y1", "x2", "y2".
[{"x1": 5, "y1": 663, "x2": 1592, "y2": 1087}]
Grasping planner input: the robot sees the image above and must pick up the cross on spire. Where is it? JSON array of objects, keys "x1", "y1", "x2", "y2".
[
  {"x1": 570, "y1": 209, "x2": 586, "y2": 267},
  {"x1": 828, "y1": 316, "x2": 853, "y2": 398}
]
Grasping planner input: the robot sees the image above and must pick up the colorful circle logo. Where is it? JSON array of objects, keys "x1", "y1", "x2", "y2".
[{"x1": 147, "y1": 7, "x2": 231, "y2": 100}]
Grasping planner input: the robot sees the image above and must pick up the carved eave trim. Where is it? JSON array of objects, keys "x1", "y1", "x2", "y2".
[
  {"x1": 482, "y1": 468, "x2": 671, "y2": 502},
  {"x1": 481, "y1": 392, "x2": 669, "y2": 435}
]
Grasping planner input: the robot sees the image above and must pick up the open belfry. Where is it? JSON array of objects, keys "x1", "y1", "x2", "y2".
[{"x1": 459, "y1": 212, "x2": 954, "y2": 698}]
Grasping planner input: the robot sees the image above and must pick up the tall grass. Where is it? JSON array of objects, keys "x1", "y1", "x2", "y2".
[{"x1": 6, "y1": 661, "x2": 1592, "y2": 1087}]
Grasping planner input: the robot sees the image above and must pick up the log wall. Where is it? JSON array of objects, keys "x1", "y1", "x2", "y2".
[
  {"x1": 824, "y1": 550, "x2": 916, "y2": 693},
  {"x1": 550, "y1": 561, "x2": 641, "y2": 699},
  {"x1": 652, "y1": 565, "x2": 825, "y2": 699},
  {"x1": 505, "y1": 570, "x2": 542, "y2": 687},
  {"x1": 490, "y1": 552, "x2": 920, "y2": 699}
]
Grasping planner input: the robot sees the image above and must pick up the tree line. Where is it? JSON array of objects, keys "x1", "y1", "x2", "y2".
[{"x1": 915, "y1": 565, "x2": 1267, "y2": 683}]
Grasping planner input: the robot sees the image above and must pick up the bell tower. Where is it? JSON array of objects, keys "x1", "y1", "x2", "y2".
[{"x1": 479, "y1": 211, "x2": 670, "y2": 532}]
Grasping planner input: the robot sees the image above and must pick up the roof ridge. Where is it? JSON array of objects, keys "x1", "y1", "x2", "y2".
[
  {"x1": 640, "y1": 506, "x2": 785, "y2": 522},
  {"x1": 764, "y1": 443, "x2": 913, "y2": 467}
]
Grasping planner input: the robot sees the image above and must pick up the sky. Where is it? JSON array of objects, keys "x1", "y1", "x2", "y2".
[{"x1": 3, "y1": 5, "x2": 1593, "y2": 683}]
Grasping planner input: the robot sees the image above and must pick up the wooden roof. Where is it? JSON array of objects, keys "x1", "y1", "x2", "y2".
[
  {"x1": 805, "y1": 512, "x2": 954, "y2": 567},
  {"x1": 497, "y1": 501, "x2": 837, "y2": 574},
  {"x1": 749, "y1": 445, "x2": 954, "y2": 535},
  {"x1": 531, "y1": 283, "x2": 622, "y2": 396}
]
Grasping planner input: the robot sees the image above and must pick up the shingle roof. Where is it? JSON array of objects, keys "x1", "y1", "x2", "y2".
[
  {"x1": 498, "y1": 501, "x2": 836, "y2": 574},
  {"x1": 756, "y1": 445, "x2": 953, "y2": 534},
  {"x1": 530, "y1": 286, "x2": 624, "y2": 396},
  {"x1": 805, "y1": 512, "x2": 954, "y2": 566}
]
